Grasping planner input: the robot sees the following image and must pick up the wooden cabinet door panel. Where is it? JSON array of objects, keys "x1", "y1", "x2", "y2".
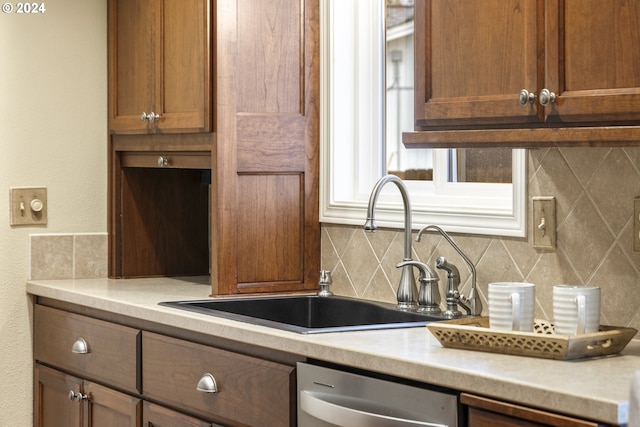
[
  {"x1": 85, "y1": 381, "x2": 141, "y2": 427},
  {"x1": 108, "y1": 0, "x2": 212, "y2": 134},
  {"x1": 108, "y1": 0, "x2": 158, "y2": 133},
  {"x1": 143, "y1": 402, "x2": 214, "y2": 427},
  {"x1": 157, "y1": 0, "x2": 211, "y2": 132},
  {"x1": 214, "y1": 0, "x2": 320, "y2": 295},
  {"x1": 34, "y1": 364, "x2": 83, "y2": 427},
  {"x1": 545, "y1": 0, "x2": 640, "y2": 123},
  {"x1": 462, "y1": 393, "x2": 599, "y2": 427},
  {"x1": 415, "y1": 0, "x2": 540, "y2": 128},
  {"x1": 142, "y1": 332, "x2": 295, "y2": 427}
]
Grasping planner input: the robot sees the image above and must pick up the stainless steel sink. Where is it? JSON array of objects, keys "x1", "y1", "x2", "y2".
[{"x1": 160, "y1": 295, "x2": 445, "y2": 334}]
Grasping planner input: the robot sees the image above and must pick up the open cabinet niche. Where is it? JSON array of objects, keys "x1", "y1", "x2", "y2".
[{"x1": 112, "y1": 154, "x2": 211, "y2": 279}]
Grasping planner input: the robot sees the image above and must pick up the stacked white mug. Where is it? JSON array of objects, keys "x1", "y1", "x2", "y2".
[
  {"x1": 553, "y1": 285, "x2": 600, "y2": 335},
  {"x1": 488, "y1": 282, "x2": 535, "y2": 332}
]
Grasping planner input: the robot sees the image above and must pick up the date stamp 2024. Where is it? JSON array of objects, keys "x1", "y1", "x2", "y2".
[{"x1": 2, "y1": 2, "x2": 46, "y2": 14}]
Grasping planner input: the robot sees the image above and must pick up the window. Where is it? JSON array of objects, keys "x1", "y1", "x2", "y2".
[{"x1": 319, "y1": 0, "x2": 526, "y2": 237}]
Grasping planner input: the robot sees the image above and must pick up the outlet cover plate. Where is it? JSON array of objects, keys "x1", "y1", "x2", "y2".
[
  {"x1": 10, "y1": 187, "x2": 47, "y2": 226},
  {"x1": 532, "y1": 196, "x2": 556, "y2": 250}
]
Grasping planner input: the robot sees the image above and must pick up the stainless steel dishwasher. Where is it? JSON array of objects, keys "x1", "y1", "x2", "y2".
[{"x1": 297, "y1": 362, "x2": 460, "y2": 426}]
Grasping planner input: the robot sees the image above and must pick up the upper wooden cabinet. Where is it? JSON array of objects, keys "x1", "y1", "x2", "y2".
[
  {"x1": 108, "y1": 0, "x2": 212, "y2": 134},
  {"x1": 107, "y1": 0, "x2": 321, "y2": 296},
  {"x1": 405, "y1": 0, "x2": 640, "y2": 147},
  {"x1": 213, "y1": 0, "x2": 320, "y2": 295}
]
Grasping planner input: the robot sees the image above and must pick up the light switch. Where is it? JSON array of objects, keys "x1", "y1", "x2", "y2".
[
  {"x1": 10, "y1": 187, "x2": 47, "y2": 226},
  {"x1": 532, "y1": 196, "x2": 556, "y2": 250}
]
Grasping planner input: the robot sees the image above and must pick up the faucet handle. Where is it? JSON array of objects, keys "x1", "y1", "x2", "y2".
[
  {"x1": 396, "y1": 261, "x2": 441, "y2": 313},
  {"x1": 396, "y1": 261, "x2": 437, "y2": 283}
]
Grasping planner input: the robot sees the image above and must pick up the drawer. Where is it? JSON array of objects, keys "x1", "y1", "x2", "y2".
[
  {"x1": 142, "y1": 332, "x2": 295, "y2": 427},
  {"x1": 33, "y1": 305, "x2": 140, "y2": 393}
]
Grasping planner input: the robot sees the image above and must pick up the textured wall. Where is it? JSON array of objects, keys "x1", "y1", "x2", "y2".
[
  {"x1": 0, "y1": 2, "x2": 107, "y2": 424},
  {"x1": 322, "y1": 147, "x2": 640, "y2": 332}
]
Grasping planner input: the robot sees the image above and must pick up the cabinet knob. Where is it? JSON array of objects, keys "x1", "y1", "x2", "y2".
[
  {"x1": 71, "y1": 337, "x2": 89, "y2": 354},
  {"x1": 539, "y1": 89, "x2": 556, "y2": 106},
  {"x1": 196, "y1": 373, "x2": 218, "y2": 393},
  {"x1": 148, "y1": 112, "x2": 161, "y2": 123},
  {"x1": 68, "y1": 390, "x2": 88, "y2": 402},
  {"x1": 140, "y1": 111, "x2": 161, "y2": 123},
  {"x1": 157, "y1": 156, "x2": 169, "y2": 167},
  {"x1": 518, "y1": 89, "x2": 535, "y2": 106}
]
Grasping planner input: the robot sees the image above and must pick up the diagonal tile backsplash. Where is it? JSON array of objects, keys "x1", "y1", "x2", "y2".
[{"x1": 321, "y1": 147, "x2": 640, "y2": 334}]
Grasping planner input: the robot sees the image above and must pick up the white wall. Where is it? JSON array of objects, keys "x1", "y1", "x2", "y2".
[{"x1": 0, "y1": 1, "x2": 107, "y2": 424}]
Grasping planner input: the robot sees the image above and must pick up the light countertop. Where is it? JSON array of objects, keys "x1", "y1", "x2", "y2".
[{"x1": 27, "y1": 277, "x2": 640, "y2": 425}]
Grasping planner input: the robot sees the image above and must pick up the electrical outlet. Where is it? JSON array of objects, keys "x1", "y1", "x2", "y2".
[
  {"x1": 532, "y1": 196, "x2": 556, "y2": 250},
  {"x1": 10, "y1": 187, "x2": 47, "y2": 226},
  {"x1": 634, "y1": 198, "x2": 640, "y2": 252}
]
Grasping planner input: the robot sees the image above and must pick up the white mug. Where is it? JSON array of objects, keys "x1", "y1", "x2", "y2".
[
  {"x1": 488, "y1": 282, "x2": 535, "y2": 332},
  {"x1": 553, "y1": 285, "x2": 600, "y2": 335}
]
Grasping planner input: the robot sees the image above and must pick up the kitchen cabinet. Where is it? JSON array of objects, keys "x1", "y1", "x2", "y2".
[
  {"x1": 107, "y1": 0, "x2": 321, "y2": 296},
  {"x1": 107, "y1": 0, "x2": 212, "y2": 134},
  {"x1": 32, "y1": 301, "x2": 302, "y2": 427},
  {"x1": 34, "y1": 364, "x2": 141, "y2": 427},
  {"x1": 212, "y1": 0, "x2": 321, "y2": 295},
  {"x1": 142, "y1": 332, "x2": 296, "y2": 427},
  {"x1": 32, "y1": 305, "x2": 142, "y2": 426},
  {"x1": 404, "y1": 0, "x2": 640, "y2": 147},
  {"x1": 143, "y1": 402, "x2": 217, "y2": 427},
  {"x1": 462, "y1": 393, "x2": 603, "y2": 427}
]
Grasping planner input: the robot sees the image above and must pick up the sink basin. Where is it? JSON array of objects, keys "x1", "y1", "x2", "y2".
[{"x1": 160, "y1": 295, "x2": 445, "y2": 334}]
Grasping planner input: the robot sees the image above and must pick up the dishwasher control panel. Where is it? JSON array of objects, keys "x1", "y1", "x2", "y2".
[{"x1": 297, "y1": 362, "x2": 460, "y2": 427}]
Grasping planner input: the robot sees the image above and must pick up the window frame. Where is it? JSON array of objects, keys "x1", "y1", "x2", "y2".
[{"x1": 319, "y1": 0, "x2": 527, "y2": 237}]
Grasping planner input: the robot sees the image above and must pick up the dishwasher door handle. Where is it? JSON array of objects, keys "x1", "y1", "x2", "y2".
[{"x1": 300, "y1": 390, "x2": 449, "y2": 427}]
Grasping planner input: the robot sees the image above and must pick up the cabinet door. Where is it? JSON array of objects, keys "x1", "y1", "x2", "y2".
[
  {"x1": 143, "y1": 402, "x2": 214, "y2": 427},
  {"x1": 545, "y1": 0, "x2": 640, "y2": 124},
  {"x1": 214, "y1": 0, "x2": 320, "y2": 295},
  {"x1": 108, "y1": 0, "x2": 212, "y2": 134},
  {"x1": 85, "y1": 381, "x2": 141, "y2": 427},
  {"x1": 414, "y1": 0, "x2": 541, "y2": 129},
  {"x1": 156, "y1": 0, "x2": 211, "y2": 132},
  {"x1": 108, "y1": 0, "x2": 159, "y2": 133},
  {"x1": 462, "y1": 393, "x2": 599, "y2": 427},
  {"x1": 34, "y1": 364, "x2": 83, "y2": 427}
]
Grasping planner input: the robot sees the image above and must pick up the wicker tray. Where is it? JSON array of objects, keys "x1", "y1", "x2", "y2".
[{"x1": 427, "y1": 317, "x2": 637, "y2": 360}]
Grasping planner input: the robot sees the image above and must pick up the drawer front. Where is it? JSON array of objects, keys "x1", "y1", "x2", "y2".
[
  {"x1": 34, "y1": 305, "x2": 140, "y2": 393},
  {"x1": 142, "y1": 332, "x2": 295, "y2": 427}
]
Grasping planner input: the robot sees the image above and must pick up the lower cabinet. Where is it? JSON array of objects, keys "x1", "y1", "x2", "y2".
[
  {"x1": 34, "y1": 364, "x2": 141, "y2": 427},
  {"x1": 142, "y1": 402, "x2": 217, "y2": 427},
  {"x1": 142, "y1": 332, "x2": 296, "y2": 427},
  {"x1": 33, "y1": 303, "x2": 298, "y2": 427},
  {"x1": 462, "y1": 393, "x2": 601, "y2": 427}
]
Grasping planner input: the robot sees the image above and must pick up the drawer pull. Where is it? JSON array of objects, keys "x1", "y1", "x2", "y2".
[
  {"x1": 71, "y1": 338, "x2": 89, "y2": 354},
  {"x1": 196, "y1": 373, "x2": 218, "y2": 393},
  {"x1": 68, "y1": 390, "x2": 88, "y2": 402}
]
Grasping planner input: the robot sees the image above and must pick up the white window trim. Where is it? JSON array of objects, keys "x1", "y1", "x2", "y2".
[{"x1": 319, "y1": 0, "x2": 527, "y2": 237}]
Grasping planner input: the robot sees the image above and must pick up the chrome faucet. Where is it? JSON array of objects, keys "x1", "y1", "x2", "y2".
[
  {"x1": 364, "y1": 175, "x2": 417, "y2": 310},
  {"x1": 416, "y1": 225, "x2": 482, "y2": 317}
]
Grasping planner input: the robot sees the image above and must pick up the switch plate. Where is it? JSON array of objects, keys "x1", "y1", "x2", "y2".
[
  {"x1": 634, "y1": 198, "x2": 640, "y2": 252},
  {"x1": 10, "y1": 187, "x2": 47, "y2": 226},
  {"x1": 532, "y1": 196, "x2": 556, "y2": 250}
]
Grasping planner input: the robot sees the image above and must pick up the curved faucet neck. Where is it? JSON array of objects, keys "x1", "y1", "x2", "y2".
[{"x1": 365, "y1": 175, "x2": 412, "y2": 260}]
